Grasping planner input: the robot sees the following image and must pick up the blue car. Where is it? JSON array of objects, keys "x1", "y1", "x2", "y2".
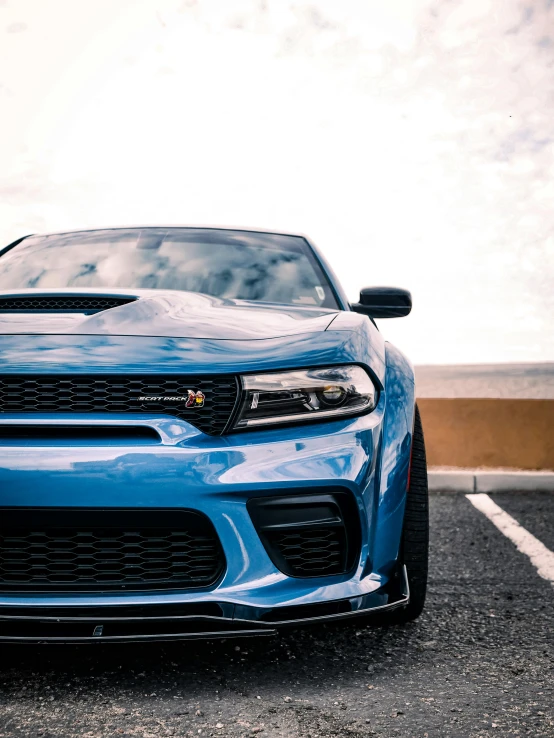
[{"x1": 0, "y1": 227, "x2": 428, "y2": 643}]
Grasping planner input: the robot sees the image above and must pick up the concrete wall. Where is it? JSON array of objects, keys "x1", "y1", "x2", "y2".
[{"x1": 417, "y1": 398, "x2": 554, "y2": 470}]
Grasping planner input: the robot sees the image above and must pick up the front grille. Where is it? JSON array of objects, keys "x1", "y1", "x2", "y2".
[
  {"x1": 0, "y1": 296, "x2": 136, "y2": 312},
  {"x1": 0, "y1": 509, "x2": 225, "y2": 592},
  {"x1": 0, "y1": 374, "x2": 239, "y2": 435}
]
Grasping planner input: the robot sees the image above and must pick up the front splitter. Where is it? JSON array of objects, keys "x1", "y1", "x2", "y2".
[{"x1": 0, "y1": 567, "x2": 409, "y2": 644}]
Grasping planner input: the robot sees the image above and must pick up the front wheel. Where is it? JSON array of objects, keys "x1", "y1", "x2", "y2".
[{"x1": 388, "y1": 403, "x2": 429, "y2": 623}]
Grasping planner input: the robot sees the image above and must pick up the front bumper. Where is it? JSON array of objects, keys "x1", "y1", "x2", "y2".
[{"x1": 0, "y1": 381, "x2": 414, "y2": 642}]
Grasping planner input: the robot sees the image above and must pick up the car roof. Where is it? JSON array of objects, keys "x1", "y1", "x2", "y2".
[{"x1": 28, "y1": 225, "x2": 309, "y2": 240}]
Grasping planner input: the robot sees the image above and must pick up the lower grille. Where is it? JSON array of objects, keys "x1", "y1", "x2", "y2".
[
  {"x1": 0, "y1": 374, "x2": 239, "y2": 435},
  {"x1": 0, "y1": 509, "x2": 225, "y2": 592},
  {"x1": 248, "y1": 492, "x2": 361, "y2": 578},
  {"x1": 266, "y1": 528, "x2": 344, "y2": 576}
]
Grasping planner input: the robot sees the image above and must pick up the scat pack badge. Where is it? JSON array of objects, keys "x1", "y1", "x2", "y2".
[{"x1": 138, "y1": 390, "x2": 205, "y2": 408}]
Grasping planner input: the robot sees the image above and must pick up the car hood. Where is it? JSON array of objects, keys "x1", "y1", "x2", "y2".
[{"x1": 0, "y1": 289, "x2": 338, "y2": 340}]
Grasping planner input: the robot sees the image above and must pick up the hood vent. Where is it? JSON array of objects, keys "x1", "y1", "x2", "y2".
[{"x1": 0, "y1": 296, "x2": 137, "y2": 314}]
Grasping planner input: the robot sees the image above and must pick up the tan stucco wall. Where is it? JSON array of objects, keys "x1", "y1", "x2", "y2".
[{"x1": 417, "y1": 398, "x2": 554, "y2": 470}]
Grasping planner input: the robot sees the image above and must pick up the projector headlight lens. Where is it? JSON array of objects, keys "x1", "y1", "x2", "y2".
[{"x1": 233, "y1": 365, "x2": 377, "y2": 429}]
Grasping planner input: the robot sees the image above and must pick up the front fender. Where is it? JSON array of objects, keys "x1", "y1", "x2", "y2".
[{"x1": 371, "y1": 341, "x2": 416, "y2": 575}]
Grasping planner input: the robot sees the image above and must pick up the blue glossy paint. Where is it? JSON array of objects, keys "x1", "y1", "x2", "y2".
[
  {"x1": 0, "y1": 314, "x2": 386, "y2": 382},
  {"x1": 0, "y1": 228, "x2": 416, "y2": 623}
]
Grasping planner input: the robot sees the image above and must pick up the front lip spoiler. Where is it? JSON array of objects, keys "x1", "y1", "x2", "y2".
[{"x1": 0, "y1": 567, "x2": 409, "y2": 644}]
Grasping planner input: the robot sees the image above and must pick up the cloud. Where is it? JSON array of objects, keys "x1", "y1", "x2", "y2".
[
  {"x1": 6, "y1": 21, "x2": 27, "y2": 33},
  {"x1": 0, "y1": 0, "x2": 553, "y2": 362}
]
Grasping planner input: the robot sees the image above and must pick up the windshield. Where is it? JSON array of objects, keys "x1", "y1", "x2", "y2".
[{"x1": 0, "y1": 228, "x2": 339, "y2": 309}]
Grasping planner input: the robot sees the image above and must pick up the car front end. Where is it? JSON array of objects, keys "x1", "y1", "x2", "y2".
[{"x1": 0, "y1": 228, "x2": 420, "y2": 642}]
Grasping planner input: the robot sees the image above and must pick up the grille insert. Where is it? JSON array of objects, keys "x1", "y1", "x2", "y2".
[
  {"x1": 0, "y1": 509, "x2": 225, "y2": 592},
  {"x1": 0, "y1": 296, "x2": 136, "y2": 312},
  {"x1": 0, "y1": 374, "x2": 239, "y2": 435},
  {"x1": 267, "y1": 528, "x2": 344, "y2": 576}
]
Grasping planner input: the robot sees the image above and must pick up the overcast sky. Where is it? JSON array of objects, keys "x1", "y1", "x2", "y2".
[{"x1": 1, "y1": 0, "x2": 552, "y2": 364}]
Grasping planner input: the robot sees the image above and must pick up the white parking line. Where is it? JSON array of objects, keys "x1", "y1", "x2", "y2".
[{"x1": 466, "y1": 493, "x2": 554, "y2": 585}]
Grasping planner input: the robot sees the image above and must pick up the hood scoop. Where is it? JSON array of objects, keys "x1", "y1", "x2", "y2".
[{"x1": 0, "y1": 295, "x2": 137, "y2": 315}]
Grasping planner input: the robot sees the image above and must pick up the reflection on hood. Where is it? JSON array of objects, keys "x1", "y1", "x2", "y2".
[{"x1": 0, "y1": 289, "x2": 339, "y2": 339}]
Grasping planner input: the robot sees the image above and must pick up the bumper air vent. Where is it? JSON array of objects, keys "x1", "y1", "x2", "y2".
[
  {"x1": 0, "y1": 509, "x2": 225, "y2": 592},
  {"x1": 0, "y1": 295, "x2": 137, "y2": 313},
  {"x1": 0, "y1": 425, "x2": 161, "y2": 443},
  {"x1": 248, "y1": 491, "x2": 361, "y2": 578}
]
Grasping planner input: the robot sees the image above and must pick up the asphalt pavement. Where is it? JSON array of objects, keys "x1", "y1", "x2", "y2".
[{"x1": 0, "y1": 491, "x2": 552, "y2": 738}]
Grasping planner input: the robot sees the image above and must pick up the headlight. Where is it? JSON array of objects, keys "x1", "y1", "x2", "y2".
[{"x1": 233, "y1": 365, "x2": 377, "y2": 429}]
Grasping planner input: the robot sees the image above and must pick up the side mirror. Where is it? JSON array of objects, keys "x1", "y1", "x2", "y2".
[{"x1": 351, "y1": 286, "x2": 412, "y2": 318}]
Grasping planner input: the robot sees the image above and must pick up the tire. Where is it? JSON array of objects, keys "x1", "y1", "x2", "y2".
[{"x1": 388, "y1": 403, "x2": 429, "y2": 623}]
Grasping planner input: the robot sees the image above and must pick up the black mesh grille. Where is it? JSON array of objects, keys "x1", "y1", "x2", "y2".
[
  {"x1": 267, "y1": 528, "x2": 344, "y2": 576},
  {"x1": 0, "y1": 509, "x2": 225, "y2": 592},
  {"x1": 0, "y1": 374, "x2": 239, "y2": 435},
  {"x1": 0, "y1": 296, "x2": 136, "y2": 312}
]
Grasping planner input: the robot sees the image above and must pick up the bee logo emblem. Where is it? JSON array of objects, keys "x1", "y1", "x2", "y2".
[{"x1": 185, "y1": 390, "x2": 205, "y2": 408}]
